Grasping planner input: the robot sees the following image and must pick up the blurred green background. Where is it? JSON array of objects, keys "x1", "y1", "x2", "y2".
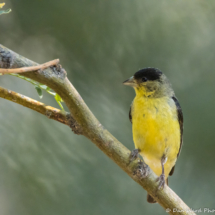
[{"x1": 0, "y1": 0, "x2": 215, "y2": 214}]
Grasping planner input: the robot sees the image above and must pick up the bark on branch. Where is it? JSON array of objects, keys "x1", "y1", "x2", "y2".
[{"x1": 0, "y1": 44, "x2": 195, "y2": 215}]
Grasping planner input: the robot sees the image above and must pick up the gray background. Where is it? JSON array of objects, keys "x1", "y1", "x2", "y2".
[{"x1": 0, "y1": 1, "x2": 215, "y2": 214}]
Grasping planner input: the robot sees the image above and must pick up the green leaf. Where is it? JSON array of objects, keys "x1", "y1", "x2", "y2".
[
  {"x1": 55, "y1": 94, "x2": 64, "y2": 110},
  {"x1": 35, "y1": 86, "x2": 43, "y2": 99},
  {"x1": 0, "y1": 3, "x2": 5, "y2": 8},
  {"x1": 38, "y1": 84, "x2": 48, "y2": 90},
  {"x1": 55, "y1": 94, "x2": 63, "y2": 102},
  {"x1": 0, "y1": 8, "x2": 11, "y2": 15}
]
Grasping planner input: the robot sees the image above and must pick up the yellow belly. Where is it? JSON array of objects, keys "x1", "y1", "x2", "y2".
[{"x1": 132, "y1": 96, "x2": 180, "y2": 177}]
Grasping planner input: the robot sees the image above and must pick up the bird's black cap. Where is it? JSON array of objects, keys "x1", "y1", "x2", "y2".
[{"x1": 134, "y1": 68, "x2": 162, "y2": 81}]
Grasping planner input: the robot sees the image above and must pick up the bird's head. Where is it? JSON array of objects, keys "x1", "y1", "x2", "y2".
[{"x1": 123, "y1": 68, "x2": 173, "y2": 98}]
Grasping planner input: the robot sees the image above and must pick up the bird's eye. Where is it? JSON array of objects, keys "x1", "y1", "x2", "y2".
[{"x1": 142, "y1": 77, "x2": 148, "y2": 82}]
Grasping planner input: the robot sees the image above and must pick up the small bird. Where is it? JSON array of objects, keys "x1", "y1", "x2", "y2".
[{"x1": 123, "y1": 68, "x2": 183, "y2": 203}]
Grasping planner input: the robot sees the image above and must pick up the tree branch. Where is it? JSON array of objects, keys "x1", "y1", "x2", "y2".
[{"x1": 0, "y1": 44, "x2": 195, "y2": 215}]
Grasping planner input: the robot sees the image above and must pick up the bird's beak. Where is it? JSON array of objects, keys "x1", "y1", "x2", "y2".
[{"x1": 123, "y1": 76, "x2": 137, "y2": 87}]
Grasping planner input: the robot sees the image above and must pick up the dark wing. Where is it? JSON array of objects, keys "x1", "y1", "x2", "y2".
[
  {"x1": 129, "y1": 106, "x2": 132, "y2": 123},
  {"x1": 129, "y1": 101, "x2": 133, "y2": 123},
  {"x1": 169, "y1": 96, "x2": 183, "y2": 176}
]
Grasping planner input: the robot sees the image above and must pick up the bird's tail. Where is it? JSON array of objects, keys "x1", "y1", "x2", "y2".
[
  {"x1": 147, "y1": 194, "x2": 157, "y2": 203},
  {"x1": 147, "y1": 178, "x2": 168, "y2": 203}
]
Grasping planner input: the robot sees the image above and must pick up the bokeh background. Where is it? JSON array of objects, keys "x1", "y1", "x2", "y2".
[{"x1": 0, "y1": 1, "x2": 215, "y2": 214}]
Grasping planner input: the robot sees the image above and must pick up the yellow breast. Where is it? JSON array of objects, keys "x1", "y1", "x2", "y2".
[{"x1": 132, "y1": 96, "x2": 180, "y2": 177}]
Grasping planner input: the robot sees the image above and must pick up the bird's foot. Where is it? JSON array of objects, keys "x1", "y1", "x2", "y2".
[
  {"x1": 137, "y1": 160, "x2": 149, "y2": 178},
  {"x1": 156, "y1": 174, "x2": 165, "y2": 190},
  {"x1": 129, "y1": 149, "x2": 140, "y2": 162}
]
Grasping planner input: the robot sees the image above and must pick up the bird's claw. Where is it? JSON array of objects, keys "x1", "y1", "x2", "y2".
[
  {"x1": 156, "y1": 174, "x2": 165, "y2": 190},
  {"x1": 137, "y1": 160, "x2": 149, "y2": 178},
  {"x1": 129, "y1": 149, "x2": 140, "y2": 162}
]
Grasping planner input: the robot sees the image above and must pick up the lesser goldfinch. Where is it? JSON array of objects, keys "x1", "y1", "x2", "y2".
[{"x1": 123, "y1": 68, "x2": 183, "y2": 203}]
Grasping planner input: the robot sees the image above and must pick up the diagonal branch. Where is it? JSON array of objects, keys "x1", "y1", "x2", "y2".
[{"x1": 0, "y1": 44, "x2": 196, "y2": 215}]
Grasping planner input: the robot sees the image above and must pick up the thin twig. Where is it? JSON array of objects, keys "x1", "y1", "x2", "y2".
[
  {"x1": 0, "y1": 86, "x2": 82, "y2": 134},
  {"x1": 0, "y1": 59, "x2": 59, "y2": 74}
]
